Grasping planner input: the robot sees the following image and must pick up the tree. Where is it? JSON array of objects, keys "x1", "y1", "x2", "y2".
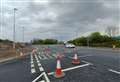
[
  {"x1": 68, "y1": 32, "x2": 120, "y2": 47},
  {"x1": 32, "y1": 39, "x2": 58, "y2": 44},
  {"x1": 68, "y1": 37, "x2": 87, "y2": 46},
  {"x1": 32, "y1": 39, "x2": 43, "y2": 44},
  {"x1": 89, "y1": 32, "x2": 102, "y2": 43},
  {"x1": 105, "y1": 26, "x2": 119, "y2": 37},
  {"x1": 43, "y1": 39, "x2": 58, "y2": 44}
]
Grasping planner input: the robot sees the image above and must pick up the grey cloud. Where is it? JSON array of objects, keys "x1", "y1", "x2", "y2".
[{"x1": 0, "y1": 0, "x2": 119, "y2": 41}]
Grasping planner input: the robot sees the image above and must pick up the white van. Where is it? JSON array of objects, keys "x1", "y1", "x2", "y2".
[{"x1": 65, "y1": 43, "x2": 75, "y2": 48}]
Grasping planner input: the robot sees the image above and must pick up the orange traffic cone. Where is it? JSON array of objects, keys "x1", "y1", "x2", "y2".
[
  {"x1": 32, "y1": 48, "x2": 37, "y2": 55},
  {"x1": 20, "y1": 52, "x2": 24, "y2": 56},
  {"x1": 54, "y1": 56, "x2": 65, "y2": 78},
  {"x1": 72, "y1": 53, "x2": 80, "y2": 65}
]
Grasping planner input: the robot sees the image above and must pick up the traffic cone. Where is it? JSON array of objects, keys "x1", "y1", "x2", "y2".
[
  {"x1": 20, "y1": 52, "x2": 24, "y2": 56},
  {"x1": 54, "y1": 56, "x2": 65, "y2": 78},
  {"x1": 32, "y1": 48, "x2": 37, "y2": 55},
  {"x1": 72, "y1": 53, "x2": 80, "y2": 65},
  {"x1": 32, "y1": 49, "x2": 35, "y2": 55}
]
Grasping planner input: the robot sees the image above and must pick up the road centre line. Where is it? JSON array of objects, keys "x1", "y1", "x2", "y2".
[
  {"x1": 108, "y1": 69, "x2": 120, "y2": 74},
  {"x1": 48, "y1": 63, "x2": 91, "y2": 75}
]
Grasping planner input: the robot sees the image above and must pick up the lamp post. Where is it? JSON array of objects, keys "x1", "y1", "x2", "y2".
[
  {"x1": 13, "y1": 8, "x2": 18, "y2": 49},
  {"x1": 22, "y1": 26, "x2": 24, "y2": 42}
]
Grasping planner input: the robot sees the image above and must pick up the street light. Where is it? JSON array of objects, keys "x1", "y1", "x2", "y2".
[
  {"x1": 22, "y1": 26, "x2": 24, "y2": 42},
  {"x1": 13, "y1": 8, "x2": 18, "y2": 49}
]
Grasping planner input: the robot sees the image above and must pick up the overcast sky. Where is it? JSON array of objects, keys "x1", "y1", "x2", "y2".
[{"x1": 0, "y1": 0, "x2": 119, "y2": 42}]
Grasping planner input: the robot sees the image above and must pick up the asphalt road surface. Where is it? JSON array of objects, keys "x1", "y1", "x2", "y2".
[{"x1": 0, "y1": 45, "x2": 120, "y2": 82}]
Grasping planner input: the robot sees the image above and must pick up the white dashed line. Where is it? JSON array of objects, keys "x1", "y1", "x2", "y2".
[
  {"x1": 42, "y1": 55, "x2": 48, "y2": 59},
  {"x1": 31, "y1": 61, "x2": 33, "y2": 64},
  {"x1": 34, "y1": 54, "x2": 45, "y2": 72},
  {"x1": 31, "y1": 54, "x2": 36, "y2": 74},
  {"x1": 38, "y1": 52, "x2": 41, "y2": 55},
  {"x1": 36, "y1": 59, "x2": 39, "y2": 62},
  {"x1": 38, "y1": 63, "x2": 41, "y2": 67},
  {"x1": 39, "y1": 67, "x2": 44, "y2": 72},
  {"x1": 31, "y1": 64, "x2": 34, "y2": 68},
  {"x1": 31, "y1": 68, "x2": 36, "y2": 74},
  {"x1": 108, "y1": 69, "x2": 120, "y2": 74},
  {"x1": 38, "y1": 55, "x2": 42, "y2": 59}
]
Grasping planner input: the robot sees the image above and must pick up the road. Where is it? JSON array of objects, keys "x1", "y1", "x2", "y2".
[{"x1": 0, "y1": 45, "x2": 120, "y2": 82}]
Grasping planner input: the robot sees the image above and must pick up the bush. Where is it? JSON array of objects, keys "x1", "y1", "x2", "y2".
[{"x1": 68, "y1": 32, "x2": 120, "y2": 48}]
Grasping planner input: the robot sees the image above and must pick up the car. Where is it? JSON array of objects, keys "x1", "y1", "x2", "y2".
[{"x1": 65, "y1": 43, "x2": 75, "y2": 48}]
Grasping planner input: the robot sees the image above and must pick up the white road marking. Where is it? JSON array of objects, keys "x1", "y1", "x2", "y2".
[
  {"x1": 31, "y1": 68, "x2": 36, "y2": 74},
  {"x1": 35, "y1": 54, "x2": 39, "y2": 62},
  {"x1": 78, "y1": 55, "x2": 93, "y2": 58},
  {"x1": 38, "y1": 63, "x2": 41, "y2": 67},
  {"x1": 52, "y1": 54, "x2": 57, "y2": 58},
  {"x1": 46, "y1": 54, "x2": 53, "y2": 59},
  {"x1": 31, "y1": 64, "x2": 34, "y2": 68},
  {"x1": 39, "y1": 67, "x2": 44, "y2": 71},
  {"x1": 43, "y1": 72, "x2": 50, "y2": 82},
  {"x1": 31, "y1": 54, "x2": 36, "y2": 74},
  {"x1": 31, "y1": 55, "x2": 33, "y2": 61},
  {"x1": 48, "y1": 63, "x2": 90, "y2": 75},
  {"x1": 39, "y1": 80, "x2": 45, "y2": 82},
  {"x1": 37, "y1": 61, "x2": 40, "y2": 63},
  {"x1": 32, "y1": 72, "x2": 44, "y2": 82},
  {"x1": 82, "y1": 60, "x2": 93, "y2": 65},
  {"x1": 38, "y1": 52, "x2": 41, "y2": 55},
  {"x1": 31, "y1": 61, "x2": 33, "y2": 64},
  {"x1": 32, "y1": 72, "x2": 50, "y2": 82},
  {"x1": 38, "y1": 55, "x2": 42, "y2": 59},
  {"x1": 42, "y1": 55, "x2": 48, "y2": 59},
  {"x1": 108, "y1": 69, "x2": 120, "y2": 74}
]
